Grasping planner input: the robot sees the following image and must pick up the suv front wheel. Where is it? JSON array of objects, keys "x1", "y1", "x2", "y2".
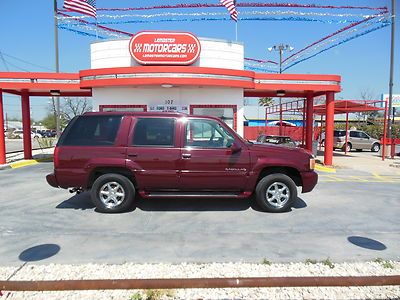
[
  {"x1": 91, "y1": 173, "x2": 136, "y2": 213},
  {"x1": 255, "y1": 174, "x2": 297, "y2": 213}
]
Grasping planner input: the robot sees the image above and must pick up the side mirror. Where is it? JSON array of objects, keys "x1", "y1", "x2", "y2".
[{"x1": 230, "y1": 142, "x2": 242, "y2": 154}]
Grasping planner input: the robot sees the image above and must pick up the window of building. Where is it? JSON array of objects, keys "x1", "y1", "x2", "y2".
[
  {"x1": 99, "y1": 105, "x2": 147, "y2": 112},
  {"x1": 190, "y1": 105, "x2": 237, "y2": 130},
  {"x1": 132, "y1": 118, "x2": 175, "y2": 147}
]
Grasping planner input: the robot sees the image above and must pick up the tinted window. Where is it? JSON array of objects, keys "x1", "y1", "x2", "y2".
[
  {"x1": 360, "y1": 132, "x2": 369, "y2": 138},
  {"x1": 185, "y1": 119, "x2": 234, "y2": 148},
  {"x1": 334, "y1": 131, "x2": 346, "y2": 137},
  {"x1": 132, "y1": 118, "x2": 175, "y2": 147},
  {"x1": 61, "y1": 115, "x2": 122, "y2": 146},
  {"x1": 350, "y1": 131, "x2": 361, "y2": 138}
]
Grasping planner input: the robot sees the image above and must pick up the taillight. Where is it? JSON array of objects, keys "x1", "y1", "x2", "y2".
[
  {"x1": 309, "y1": 158, "x2": 315, "y2": 170},
  {"x1": 54, "y1": 147, "x2": 60, "y2": 169}
]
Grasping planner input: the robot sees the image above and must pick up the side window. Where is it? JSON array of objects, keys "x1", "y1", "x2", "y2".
[
  {"x1": 61, "y1": 115, "x2": 122, "y2": 146},
  {"x1": 185, "y1": 119, "x2": 235, "y2": 148},
  {"x1": 350, "y1": 131, "x2": 359, "y2": 138},
  {"x1": 132, "y1": 118, "x2": 175, "y2": 147},
  {"x1": 360, "y1": 132, "x2": 369, "y2": 138}
]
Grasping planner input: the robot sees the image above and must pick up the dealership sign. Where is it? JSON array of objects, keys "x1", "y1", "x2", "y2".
[
  {"x1": 382, "y1": 94, "x2": 400, "y2": 108},
  {"x1": 129, "y1": 31, "x2": 201, "y2": 65}
]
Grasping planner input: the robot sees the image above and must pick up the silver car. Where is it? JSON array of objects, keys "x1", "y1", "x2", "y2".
[{"x1": 332, "y1": 130, "x2": 380, "y2": 152}]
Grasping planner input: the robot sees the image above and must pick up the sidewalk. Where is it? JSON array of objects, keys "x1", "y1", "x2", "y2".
[
  {"x1": 316, "y1": 149, "x2": 400, "y2": 175},
  {"x1": 0, "y1": 148, "x2": 54, "y2": 170}
]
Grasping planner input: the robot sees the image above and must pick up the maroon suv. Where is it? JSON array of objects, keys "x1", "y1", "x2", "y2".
[{"x1": 47, "y1": 112, "x2": 317, "y2": 213}]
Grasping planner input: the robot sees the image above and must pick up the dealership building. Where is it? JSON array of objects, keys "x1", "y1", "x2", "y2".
[{"x1": 0, "y1": 31, "x2": 341, "y2": 165}]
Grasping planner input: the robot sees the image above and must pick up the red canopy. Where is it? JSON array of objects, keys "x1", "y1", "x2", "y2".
[{"x1": 313, "y1": 100, "x2": 384, "y2": 115}]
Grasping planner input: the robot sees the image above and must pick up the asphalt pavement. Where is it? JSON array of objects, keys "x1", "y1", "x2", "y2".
[{"x1": 0, "y1": 163, "x2": 399, "y2": 266}]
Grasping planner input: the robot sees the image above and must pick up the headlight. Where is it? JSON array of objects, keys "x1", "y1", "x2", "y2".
[{"x1": 309, "y1": 158, "x2": 315, "y2": 170}]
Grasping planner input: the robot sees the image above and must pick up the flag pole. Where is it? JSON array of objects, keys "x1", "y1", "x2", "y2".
[
  {"x1": 235, "y1": 21, "x2": 238, "y2": 41},
  {"x1": 53, "y1": 0, "x2": 61, "y2": 137}
]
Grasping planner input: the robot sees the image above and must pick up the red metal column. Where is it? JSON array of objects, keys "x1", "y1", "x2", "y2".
[
  {"x1": 324, "y1": 92, "x2": 335, "y2": 165},
  {"x1": 382, "y1": 100, "x2": 388, "y2": 161},
  {"x1": 345, "y1": 112, "x2": 349, "y2": 154},
  {"x1": 0, "y1": 89, "x2": 6, "y2": 164},
  {"x1": 279, "y1": 101, "x2": 283, "y2": 136},
  {"x1": 21, "y1": 89, "x2": 32, "y2": 160},
  {"x1": 305, "y1": 92, "x2": 314, "y2": 152},
  {"x1": 302, "y1": 100, "x2": 306, "y2": 146}
]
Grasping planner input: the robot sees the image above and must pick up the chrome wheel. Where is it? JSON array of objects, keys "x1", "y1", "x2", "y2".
[
  {"x1": 266, "y1": 182, "x2": 290, "y2": 208},
  {"x1": 99, "y1": 182, "x2": 125, "y2": 208},
  {"x1": 372, "y1": 144, "x2": 380, "y2": 152}
]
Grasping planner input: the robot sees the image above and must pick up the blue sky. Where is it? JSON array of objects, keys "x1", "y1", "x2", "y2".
[{"x1": 0, "y1": 0, "x2": 398, "y2": 120}]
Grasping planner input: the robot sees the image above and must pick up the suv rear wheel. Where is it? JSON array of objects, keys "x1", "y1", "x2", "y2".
[
  {"x1": 255, "y1": 174, "x2": 297, "y2": 213},
  {"x1": 91, "y1": 173, "x2": 135, "y2": 213},
  {"x1": 342, "y1": 142, "x2": 351, "y2": 152}
]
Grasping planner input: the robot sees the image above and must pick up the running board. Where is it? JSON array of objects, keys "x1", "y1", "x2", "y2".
[{"x1": 142, "y1": 192, "x2": 246, "y2": 198}]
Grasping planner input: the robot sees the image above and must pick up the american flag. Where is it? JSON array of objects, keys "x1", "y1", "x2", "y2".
[
  {"x1": 220, "y1": 0, "x2": 238, "y2": 22},
  {"x1": 63, "y1": 0, "x2": 96, "y2": 18}
]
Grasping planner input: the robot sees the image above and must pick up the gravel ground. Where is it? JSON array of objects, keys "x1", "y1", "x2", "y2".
[{"x1": 1, "y1": 261, "x2": 399, "y2": 299}]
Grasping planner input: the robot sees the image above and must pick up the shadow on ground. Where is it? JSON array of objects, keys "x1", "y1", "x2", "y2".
[
  {"x1": 19, "y1": 244, "x2": 60, "y2": 262},
  {"x1": 347, "y1": 236, "x2": 387, "y2": 251},
  {"x1": 57, "y1": 192, "x2": 307, "y2": 213}
]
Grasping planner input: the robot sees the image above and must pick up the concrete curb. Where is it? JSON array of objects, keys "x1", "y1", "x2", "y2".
[
  {"x1": 0, "y1": 155, "x2": 53, "y2": 170},
  {"x1": 315, "y1": 164, "x2": 336, "y2": 173}
]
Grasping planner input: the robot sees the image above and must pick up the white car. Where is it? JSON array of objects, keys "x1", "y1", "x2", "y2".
[{"x1": 13, "y1": 130, "x2": 42, "y2": 139}]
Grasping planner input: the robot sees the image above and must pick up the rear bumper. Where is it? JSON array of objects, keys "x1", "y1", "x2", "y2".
[
  {"x1": 46, "y1": 173, "x2": 59, "y2": 188},
  {"x1": 300, "y1": 170, "x2": 318, "y2": 193}
]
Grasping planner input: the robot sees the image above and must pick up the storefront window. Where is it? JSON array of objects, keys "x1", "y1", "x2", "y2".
[
  {"x1": 99, "y1": 105, "x2": 147, "y2": 112},
  {"x1": 191, "y1": 106, "x2": 236, "y2": 130}
]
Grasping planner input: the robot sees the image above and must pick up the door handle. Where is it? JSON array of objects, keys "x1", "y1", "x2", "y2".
[
  {"x1": 128, "y1": 153, "x2": 138, "y2": 157},
  {"x1": 182, "y1": 153, "x2": 191, "y2": 159}
]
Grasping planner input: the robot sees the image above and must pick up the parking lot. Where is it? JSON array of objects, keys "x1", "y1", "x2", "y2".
[{"x1": 0, "y1": 158, "x2": 399, "y2": 267}]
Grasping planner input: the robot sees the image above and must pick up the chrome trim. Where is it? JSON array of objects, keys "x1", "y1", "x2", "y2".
[
  {"x1": 255, "y1": 79, "x2": 339, "y2": 85},
  {"x1": 81, "y1": 73, "x2": 253, "y2": 82}
]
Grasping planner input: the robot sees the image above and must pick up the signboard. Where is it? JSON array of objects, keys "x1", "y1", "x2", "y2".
[
  {"x1": 382, "y1": 94, "x2": 400, "y2": 108},
  {"x1": 148, "y1": 105, "x2": 189, "y2": 114},
  {"x1": 129, "y1": 31, "x2": 201, "y2": 65}
]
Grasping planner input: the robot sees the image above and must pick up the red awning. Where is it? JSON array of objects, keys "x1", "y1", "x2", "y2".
[{"x1": 313, "y1": 100, "x2": 384, "y2": 115}]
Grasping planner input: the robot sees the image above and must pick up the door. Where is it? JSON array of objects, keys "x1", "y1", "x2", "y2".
[
  {"x1": 179, "y1": 118, "x2": 250, "y2": 191},
  {"x1": 349, "y1": 131, "x2": 362, "y2": 149},
  {"x1": 359, "y1": 131, "x2": 371, "y2": 150},
  {"x1": 126, "y1": 117, "x2": 180, "y2": 191}
]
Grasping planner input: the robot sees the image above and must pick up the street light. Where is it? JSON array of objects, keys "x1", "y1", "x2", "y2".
[{"x1": 268, "y1": 44, "x2": 294, "y2": 74}]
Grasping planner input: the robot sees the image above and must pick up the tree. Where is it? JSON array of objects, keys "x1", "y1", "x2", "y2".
[
  {"x1": 258, "y1": 97, "x2": 274, "y2": 107},
  {"x1": 62, "y1": 97, "x2": 92, "y2": 121},
  {"x1": 359, "y1": 88, "x2": 379, "y2": 123}
]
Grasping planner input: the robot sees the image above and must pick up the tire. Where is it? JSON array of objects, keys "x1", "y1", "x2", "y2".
[
  {"x1": 255, "y1": 174, "x2": 297, "y2": 213},
  {"x1": 90, "y1": 173, "x2": 135, "y2": 213},
  {"x1": 371, "y1": 143, "x2": 380, "y2": 152},
  {"x1": 342, "y1": 143, "x2": 351, "y2": 152}
]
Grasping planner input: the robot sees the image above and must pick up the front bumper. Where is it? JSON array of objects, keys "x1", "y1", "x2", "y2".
[
  {"x1": 46, "y1": 173, "x2": 59, "y2": 188},
  {"x1": 300, "y1": 170, "x2": 318, "y2": 193}
]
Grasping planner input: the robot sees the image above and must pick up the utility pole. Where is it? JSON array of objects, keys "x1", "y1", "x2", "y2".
[
  {"x1": 387, "y1": 0, "x2": 396, "y2": 158},
  {"x1": 268, "y1": 44, "x2": 294, "y2": 74},
  {"x1": 54, "y1": 0, "x2": 61, "y2": 137}
]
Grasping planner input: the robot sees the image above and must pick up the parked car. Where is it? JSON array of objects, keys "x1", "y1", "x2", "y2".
[
  {"x1": 46, "y1": 112, "x2": 318, "y2": 213},
  {"x1": 256, "y1": 135, "x2": 298, "y2": 148},
  {"x1": 13, "y1": 130, "x2": 41, "y2": 139},
  {"x1": 42, "y1": 130, "x2": 57, "y2": 137},
  {"x1": 321, "y1": 130, "x2": 380, "y2": 152}
]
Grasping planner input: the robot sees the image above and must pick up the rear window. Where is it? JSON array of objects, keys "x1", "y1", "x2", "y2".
[
  {"x1": 334, "y1": 131, "x2": 346, "y2": 137},
  {"x1": 132, "y1": 118, "x2": 175, "y2": 147},
  {"x1": 61, "y1": 115, "x2": 122, "y2": 146}
]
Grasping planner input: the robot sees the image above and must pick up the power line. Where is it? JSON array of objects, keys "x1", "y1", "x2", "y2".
[
  {"x1": 0, "y1": 51, "x2": 55, "y2": 72},
  {"x1": 0, "y1": 51, "x2": 9, "y2": 71}
]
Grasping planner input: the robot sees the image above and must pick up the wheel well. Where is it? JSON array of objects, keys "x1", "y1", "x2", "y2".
[
  {"x1": 257, "y1": 166, "x2": 302, "y2": 187},
  {"x1": 88, "y1": 167, "x2": 136, "y2": 189}
]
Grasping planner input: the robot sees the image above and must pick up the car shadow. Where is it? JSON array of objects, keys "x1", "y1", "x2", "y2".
[
  {"x1": 56, "y1": 192, "x2": 95, "y2": 210},
  {"x1": 137, "y1": 196, "x2": 307, "y2": 213},
  {"x1": 57, "y1": 192, "x2": 307, "y2": 213}
]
